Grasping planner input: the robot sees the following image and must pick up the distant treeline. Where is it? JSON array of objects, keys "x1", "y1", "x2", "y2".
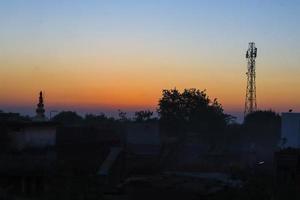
[{"x1": 1, "y1": 88, "x2": 281, "y2": 144}]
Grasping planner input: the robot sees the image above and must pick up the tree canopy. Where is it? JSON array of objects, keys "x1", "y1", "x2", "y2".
[
  {"x1": 244, "y1": 110, "x2": 280, "y2": 126},
  {"x1": 84, "y1": 113, "x2": 116, "y2": 127},
  {"x1": 51, "y1": 111, "x2": 83, "y2": 125},
  {"x1": 243, "y1": 110, "x2": 281, "y2": 142},
  {"x1": 157, "y1": 88, "x2": 231, "y2": 136},
  {"x1": 134, "y1": 110, "x2": 154, "y2": 122}
]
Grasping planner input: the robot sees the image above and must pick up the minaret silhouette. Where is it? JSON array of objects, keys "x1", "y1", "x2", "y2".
[{"x1": 34, "y1": 91, "x2": 47, "y2": 121}]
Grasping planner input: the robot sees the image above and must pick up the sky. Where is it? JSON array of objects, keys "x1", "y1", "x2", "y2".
[{"x1": 0, "y1": 0, "x2": 300, "y2": 120}]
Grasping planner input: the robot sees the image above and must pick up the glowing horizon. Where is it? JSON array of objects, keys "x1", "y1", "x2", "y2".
[{"x1": 1, "y1": 0, "x2": 300, "y2": 119}]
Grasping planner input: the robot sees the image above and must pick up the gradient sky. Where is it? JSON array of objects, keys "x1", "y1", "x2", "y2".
[{"x1": 1, "y1": 0, "x2": 300, "y2": 120}]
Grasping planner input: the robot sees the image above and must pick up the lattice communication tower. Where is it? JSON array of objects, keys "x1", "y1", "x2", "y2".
[{"x1": 244, "y1": 42, "x2": 257, "y2": 116}]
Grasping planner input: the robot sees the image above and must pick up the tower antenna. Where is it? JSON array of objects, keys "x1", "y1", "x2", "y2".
[{"x1": 244, "y1": 42, "x2": 257, "y2": 116}]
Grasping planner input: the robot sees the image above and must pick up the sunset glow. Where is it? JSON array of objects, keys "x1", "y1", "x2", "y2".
[{"x1": 1, "y1": 0, "x2": 300, "y2": 119}]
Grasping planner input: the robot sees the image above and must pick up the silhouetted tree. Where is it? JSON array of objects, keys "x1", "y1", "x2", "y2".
[
  {"x1": 158, "y1": 88, "x2": 231, "y2": 136},
  {"x1": 84, "y1": 113, "x2": 116, "y2": 127},
  {"x1": 51, "y1": 111, "x2": 83, "y2": 125},
  {"x1": 243, "y1": 110, "x2": 281, "y2": 143},
  {"x1": 0, "y1": 111, "x2": 31, "y2": 122},
  {"x1": 134, "y1": 110, "x2": 154, "y2": 122},
  {"x1": 118, "y1": 109, "x2": 129, "y2": 122}
]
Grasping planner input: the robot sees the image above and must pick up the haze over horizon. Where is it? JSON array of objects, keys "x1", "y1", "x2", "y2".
[{"x1": 1, "y1": 0, "x2": 300, "y2": 120}]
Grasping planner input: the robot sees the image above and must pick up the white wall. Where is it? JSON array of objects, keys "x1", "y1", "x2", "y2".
[
  {"x1": 11, "y1": 126, "x2": 56, "y2": 150},
  {"x1": 281, "y1": 113, "x2": 300, "y2": 148},
  {"x1": 126, "y1": 123, "x2": 161, "y2": 156}
]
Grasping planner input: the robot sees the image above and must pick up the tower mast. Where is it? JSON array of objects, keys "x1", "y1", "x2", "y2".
[{"x1": 244, "y1": 42, "x2": 257, "y2": 116}]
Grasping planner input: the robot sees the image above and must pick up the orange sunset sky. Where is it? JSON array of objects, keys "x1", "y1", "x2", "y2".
[{"x1": 1, "y1": 1, "x2": 300, "y2": 120}]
